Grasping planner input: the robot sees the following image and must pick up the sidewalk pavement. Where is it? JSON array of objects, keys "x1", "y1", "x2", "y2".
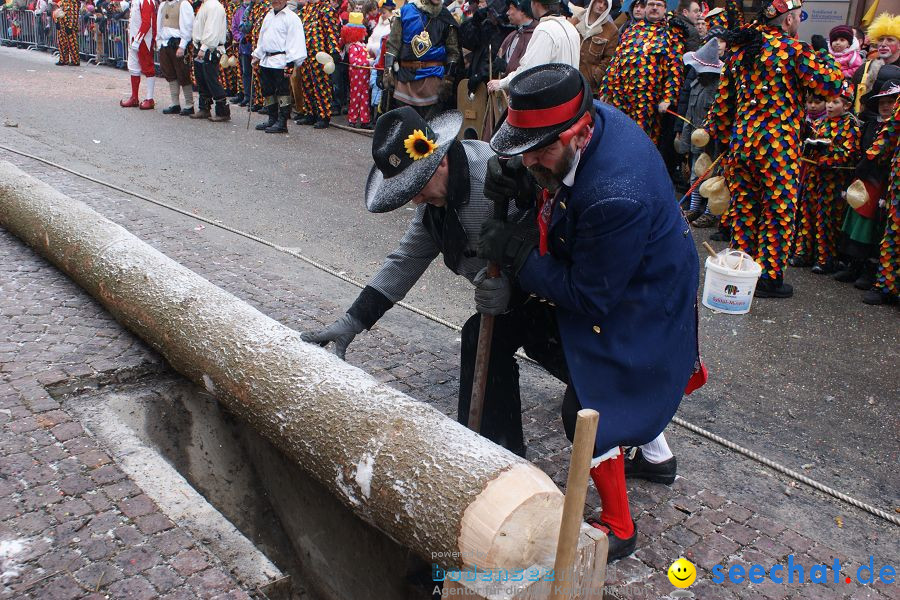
[{"x1": 0, "y1": 150, "x2": 897, "y2": 600}]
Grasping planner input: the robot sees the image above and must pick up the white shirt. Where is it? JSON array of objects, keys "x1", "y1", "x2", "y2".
[
  {"x1": 251, "y1": 6, "x2": 307, "y2": 68},
  {"x1": 499, "y1": 15, "x2": 580, "y2": 90},
  {"x1": 193, "y1": 0, "x2": 228, "y2": 53},
  {"x1": 157, "y1": 0, "x2": 194, "y2": 49}
]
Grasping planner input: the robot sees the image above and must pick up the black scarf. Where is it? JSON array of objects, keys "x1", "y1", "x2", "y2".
[{"x1": 421, "y1": 141, "x2": 471, "y2": 274}]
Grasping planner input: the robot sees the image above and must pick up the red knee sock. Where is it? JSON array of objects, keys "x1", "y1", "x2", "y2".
[
  {"x1": 589, "y1": 452, "x2": 634, "y2": 539},
  {"x1": 130, "y1": 75, "x2": 140, "y2": 99}
]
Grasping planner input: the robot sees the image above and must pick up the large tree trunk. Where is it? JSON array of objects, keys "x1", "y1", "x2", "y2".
[{"x1": 0, "y1": 161, "x2": 564, "y2": 571}]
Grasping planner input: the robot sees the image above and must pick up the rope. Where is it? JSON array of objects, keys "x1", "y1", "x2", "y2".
[{"x1": 0, "y1": 142, "x2": 897, "y2": 528}]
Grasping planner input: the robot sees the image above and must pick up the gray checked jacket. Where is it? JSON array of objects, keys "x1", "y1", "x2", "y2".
[{"x1": 348, "y1": 140, "x2": 526, "y2": 329}]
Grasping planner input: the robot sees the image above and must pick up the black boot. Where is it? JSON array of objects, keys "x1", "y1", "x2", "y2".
[
  {"x1": 266, "y1": 105, "x2": 290, "y2": 133},
  {"x1": 833, "y1": 259, "x2": 863, "y2": 283},
  {"x1": 854, "y1": 261, "x2": 877, "y2": 290},
  {"x1": 162, "y1": 104, "x2": 181, "y2": 115},
  {"x1": 255, "y1": 104, "x2": 277, "y2": 130},
  {"x1": 209, "y1": 100, "x2": 231, "y2": 122},
  {"x1": 861, "y1": 289, "x2": 898, "y2": 305},
  {"x1": 754, "y1": 276, "x2": 794, "y2": 299}
]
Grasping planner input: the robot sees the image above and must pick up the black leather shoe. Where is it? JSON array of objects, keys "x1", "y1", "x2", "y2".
[
  {"x1": 313, "y1": 118, "x2": 330, "y2": 129},
  {"x1": 179, "y1": 107, "x2": 195, "y2": 116},
  {"x1": 624, "y1": 448, "x2": 676, "y2": 485},
  {"x1": 162, "y1": 104, "x2": 181, "y2": 115},
  {"x1": 811, "y1": 262, "x2": 834, "y2": 275},
  {"x1": 754, "y1": 278, "x2": 793, "y2": 298},
  {"x1": 588, "y1": 519, "x2": 638, "y2": 562},
  {"x1": 709, "y1": 229, "x2": 730, "y2": 242},
  {"x1": 296, "y1": 114, "x2": 317, "y2": 125}
]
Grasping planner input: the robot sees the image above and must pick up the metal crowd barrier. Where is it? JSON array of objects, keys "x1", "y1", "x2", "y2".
[{"x1": 0, "y1": 9, "x2": 137, "y2": 68}]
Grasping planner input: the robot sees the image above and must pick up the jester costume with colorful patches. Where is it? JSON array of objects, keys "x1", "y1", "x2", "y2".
[
  {"x1": 865, "y1": 98, "x2": 900, "y2": 299},
  {"x1": 793, "y1": 112, "x2": 860, "y2": 268},
  {"x1": 706, "y1": 23, "x2": 842, "y2": 283},
  {"x1": 300, "y1": 0, "x2": 340, "y2": 121},
  {"x1": 248, "y1": 0, "x2": 269, "y2": 106},
  {"x1": 56, "y1": 0, "x2": 81, "y2": 65},
  {"x1": 599, "y1": 19, "x2": 683, "y2": 143},
  {"x1": 219, "y1": 0, "x2": 243, "y2": 95}
]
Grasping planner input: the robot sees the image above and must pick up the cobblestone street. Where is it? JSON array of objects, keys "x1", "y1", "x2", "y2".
[{"x1": 1, "y1": 143, "x2": 898, "y2": 600}]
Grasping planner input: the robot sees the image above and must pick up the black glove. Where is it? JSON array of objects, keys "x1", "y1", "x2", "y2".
[
  {"x1": 300, "y1": 313, "x2": 365, "y2": 360},
  {"x1": 855, "y1": 157, "x2": 880, "y2": 181},
  {"x1": 811, "y1": 34, "x2": 828, "y2": 53},
  {"x1": 473, "y1": 267, "x2": 510, "y2": 315},
  {"x1": 484, "y1": 155, "x2": 538, "y2": 210},
  {"x1": 477, "y1": 218, "x2": 539, "y2": 274}
]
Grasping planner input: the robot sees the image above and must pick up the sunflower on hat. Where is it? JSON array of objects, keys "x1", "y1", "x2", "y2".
[{"x1": 404, "y1": 129, "x2": 438, "y2": 160}]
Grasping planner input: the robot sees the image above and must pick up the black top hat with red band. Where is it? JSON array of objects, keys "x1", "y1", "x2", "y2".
[{"x1": 490, "y1": 64, "x2": 594, "y2": 157}]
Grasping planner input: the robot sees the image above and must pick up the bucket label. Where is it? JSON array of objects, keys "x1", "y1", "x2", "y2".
[{"x1": 702, "y1": 267, "x2": 758, "y2": 314}]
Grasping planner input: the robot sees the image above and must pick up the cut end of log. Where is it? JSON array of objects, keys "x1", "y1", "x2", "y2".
[{"x1": 457, "y1": 463, "x2": 563, "y2": 571}]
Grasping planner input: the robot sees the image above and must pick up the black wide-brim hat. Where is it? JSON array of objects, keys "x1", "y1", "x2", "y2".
[
  {"x1": 365, "y1": 107, "x2": 463, "y2": 213},
  {"x1": 490, "y1": 63, "x2": 593, "y2": 157}
]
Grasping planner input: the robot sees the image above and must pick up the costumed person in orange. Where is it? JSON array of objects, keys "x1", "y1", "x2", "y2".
[
  {"x1": 341, "y1": 12, "x2": 371, "y2": 128},
  {"x1": 598, "y1": 0, "x2": 684, "y2": 144},
  {"x1": 120, "y1": 0, "x2": 158, "y2": 109},
  {"x1": 297, "y1": 0, "x2": 340, "y2": 128},
  {"x1": 55, "y1": 0, "x2": 81, "y2": 66},
  {"x1": 856, "y1": 94, "x2": 900, "y2": 305},
  {"x1": 247, "y1": 0, "x2": 270, "y2": 110},
  {"x1": 219, "y1": 0, "x2": 243, "y2": 97},
  {"x1": 701, "y1": 0, "x2": 842, "y2": 298},
  {"x1": 790, "y1": 80, "x2": 860, "y2": 274}
]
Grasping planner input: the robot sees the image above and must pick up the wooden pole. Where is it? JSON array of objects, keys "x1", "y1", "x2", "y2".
[
  {"x1": 467, "y1": 193, "x2": 510, "y2": 433},
  {"x1": 551, "y1": 409, "x2": 599, "y2": 600}
]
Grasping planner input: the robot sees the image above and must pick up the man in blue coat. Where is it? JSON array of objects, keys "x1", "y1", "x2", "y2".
[{"x1": 478, "y1": 64, "x2": 706, "y2": 561}]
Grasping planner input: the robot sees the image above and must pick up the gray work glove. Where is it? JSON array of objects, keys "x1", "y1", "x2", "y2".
[
  {"x1": 300, "y1": 313, "x2": 365, "y2": 360},
  {"x1": 473, "y1": 267, "x2": 510, "y2": 316}
]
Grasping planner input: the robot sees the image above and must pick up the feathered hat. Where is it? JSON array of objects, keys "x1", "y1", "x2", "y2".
[{"x1": 867, "y1": 13, "x2": 900, "y2": 42}]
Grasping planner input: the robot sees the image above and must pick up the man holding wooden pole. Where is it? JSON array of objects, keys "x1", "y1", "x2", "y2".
[{"x1": 478, "y1": 64, "x2": 707, "y2": 561}]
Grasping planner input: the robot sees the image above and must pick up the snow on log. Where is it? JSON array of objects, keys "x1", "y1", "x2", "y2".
[{"x1": 0, "y1": 161, "x2": 563, "y2": 571}]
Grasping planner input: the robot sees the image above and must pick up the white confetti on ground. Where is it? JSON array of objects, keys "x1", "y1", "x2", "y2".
[{"x1": 1, "y1": 538, "x2": 28, "y2": 585}]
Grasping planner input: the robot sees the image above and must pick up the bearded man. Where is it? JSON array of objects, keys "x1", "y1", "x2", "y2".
[{"x1": 478, "y1": 64, "x2": 706, "y2": 561}]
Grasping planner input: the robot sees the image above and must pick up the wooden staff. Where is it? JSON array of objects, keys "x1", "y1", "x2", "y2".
[
  {"x1": 468, "y1": 187, "x2": 510, "y2": 433},
  {"x1": 550, "y1": 409, "x2": 600, "y2": 600}
]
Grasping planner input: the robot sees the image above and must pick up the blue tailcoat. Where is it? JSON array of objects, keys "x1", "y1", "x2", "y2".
[{"x1": 519, "y1": 101, "x2": 700, "y2": 454}]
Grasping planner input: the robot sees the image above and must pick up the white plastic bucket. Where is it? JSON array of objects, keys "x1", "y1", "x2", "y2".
[{"x1": 701, "y1": 249, "x2": 762, "y2": 314}]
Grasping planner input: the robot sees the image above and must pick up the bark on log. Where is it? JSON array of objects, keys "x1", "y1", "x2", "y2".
[{"x1": 0, "y1": 162, "x2": 563, "y2": 571}]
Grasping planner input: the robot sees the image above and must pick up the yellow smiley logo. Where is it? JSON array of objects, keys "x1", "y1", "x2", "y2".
[{"x1": 667, "y1": 558, "x2": 697, "y2": 588}]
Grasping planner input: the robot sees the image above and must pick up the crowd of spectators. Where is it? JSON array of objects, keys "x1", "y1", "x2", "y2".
[{"x1": 2, "y1": 0, "x2": 899, "y2": 306}]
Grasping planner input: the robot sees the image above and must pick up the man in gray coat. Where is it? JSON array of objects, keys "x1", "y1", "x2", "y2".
[{"x1": 301, "y1": 106, "x2": 555, "y2": 457}]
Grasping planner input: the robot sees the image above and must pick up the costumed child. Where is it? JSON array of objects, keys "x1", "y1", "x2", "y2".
[
  {"x1": 679, "y1": 37, "x2": 725, "y2": 228},
  {"x1": 828, "y1": 25, "x2": 863, "y2": 80},
  {"x1": 836, "y1": 75, "x2": 900, "y2": 288},
  {"x1": 791, "y1": 80, "x2": 860, "y2": 274},
  {"x1": 856, "y1": 92, "x2": 900, "y2": 305},
  {"x1": 341, "y1": 12, "x2": 372, "y2": 128}
]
